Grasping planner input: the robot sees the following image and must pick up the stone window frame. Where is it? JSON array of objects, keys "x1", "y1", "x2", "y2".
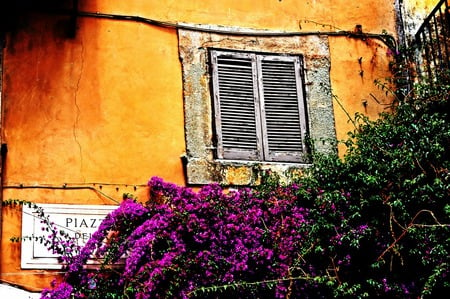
[{"x1": 178, "y1": 28, "x2": 337, "y2": 185}]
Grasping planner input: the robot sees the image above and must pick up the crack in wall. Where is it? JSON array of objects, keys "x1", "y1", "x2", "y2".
[{"x1": 73, "y1": 34, "x2": 84, "y2": 181}]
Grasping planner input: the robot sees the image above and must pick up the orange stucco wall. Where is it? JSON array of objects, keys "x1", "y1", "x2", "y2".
[
  {"x1": 0, "y1": 0, "x2": 408, "y2": 291},
  {"x1": 329, "y1": 36, "x2": 395, "y2": 154}
]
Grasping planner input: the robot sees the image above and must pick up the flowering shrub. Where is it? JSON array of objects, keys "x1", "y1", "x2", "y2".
[
  {"x1": 38, "y1": 161, "x2": 449, "y2": 298},
  {"x1": 40, "y1": 177, "x2": 349, "y2": 298}
]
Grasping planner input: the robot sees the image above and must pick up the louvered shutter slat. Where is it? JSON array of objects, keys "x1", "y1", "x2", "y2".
[
  {"x1": 260, "y1": 57, "x2": 307, "y2": 162},
  {"x1": 212, "y1": 52, "x2": 262, "y2": 160}
]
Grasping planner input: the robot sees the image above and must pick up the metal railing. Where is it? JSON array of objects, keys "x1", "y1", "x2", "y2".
[{"x1": 413, "y1": 0, "x2": 450, "y2": 83}]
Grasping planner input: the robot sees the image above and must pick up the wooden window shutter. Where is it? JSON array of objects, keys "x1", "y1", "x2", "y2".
[
  {"x1": 211, "y1": 50, "x2": 307, "y2": 162},
  {"x1": 258, "y1": 55, "x2": 308, "y2": 162},
  {"x1": 211, "y1": 50, "x2": 263, "y2": 160}
]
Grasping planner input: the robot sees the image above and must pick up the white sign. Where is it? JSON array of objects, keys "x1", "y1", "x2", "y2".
[{"x1": 21, "y1": 203, "x2": 118, "y2": 269}]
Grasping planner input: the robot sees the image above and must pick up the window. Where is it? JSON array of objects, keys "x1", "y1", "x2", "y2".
[
  {"x1": 178, "y1": 29, "x2": 336, "y2": 185},
  {"x1": 210, "y1": 50, "x2": 308, "y2": 163}
]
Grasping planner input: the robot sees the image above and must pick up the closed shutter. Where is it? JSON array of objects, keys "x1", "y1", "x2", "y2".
[
  {"x1": 258, "y1": 55, "x2": 307, "y2": 162},
  {"x1": 211, "y1": 50, "x2": 307, "y2": 162},
  {"x1": 211, "y1": 50, "x2": 263, "y2": 160}
]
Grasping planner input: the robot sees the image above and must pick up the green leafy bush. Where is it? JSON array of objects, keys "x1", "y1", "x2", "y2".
[{"x1": 301, "y1": 83, "x2": 450, "y2": 297}]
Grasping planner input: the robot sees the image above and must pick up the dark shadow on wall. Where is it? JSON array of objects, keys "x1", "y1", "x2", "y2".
[{"x1": 0, "y1": 0, "x2": 77, "y2": 37}]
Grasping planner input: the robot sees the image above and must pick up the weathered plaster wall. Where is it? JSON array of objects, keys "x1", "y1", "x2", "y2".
[
  {"x1": 1, "y1": 0, "x2": 399, "y2": 291},
  {"x1": 329, "y1": 36, "x2": 394, "y2": 154},
  {"x1": 400, "y1": 0, "x2": 442, "y2": 44},
  {"x1": 3, "y1": 16, "x2": 185, "y2": 187}
]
